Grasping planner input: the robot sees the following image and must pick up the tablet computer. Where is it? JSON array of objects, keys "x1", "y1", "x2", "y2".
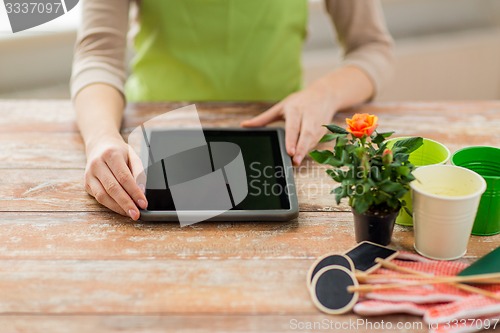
[{"x1": 139, "y1": 128, "x2": 299, "y2": 222}]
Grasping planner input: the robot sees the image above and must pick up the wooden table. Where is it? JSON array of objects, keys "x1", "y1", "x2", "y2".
[{"x1": 0, "y1": 100, "x2": 499, "y2": 333}]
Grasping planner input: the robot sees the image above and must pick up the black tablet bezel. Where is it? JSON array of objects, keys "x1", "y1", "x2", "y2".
[{"x1": 138, "y1": 128, "x2": 299, "y2": 222}]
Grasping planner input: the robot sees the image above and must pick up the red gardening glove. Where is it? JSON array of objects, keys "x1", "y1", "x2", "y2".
[
  {"x1": 356, "y1": 255, "x2": 471, "y2": 305},
  {"x1": 425, "y1": 294, "x2": 500, "y2": 333},
  {"x1": 353, "y1": 252, "x2": 500, "y2": 333}
]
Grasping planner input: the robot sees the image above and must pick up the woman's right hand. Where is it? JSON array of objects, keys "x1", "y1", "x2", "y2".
[{"x1": 83, "y1": 133, "x2": 148, "y2": 220}]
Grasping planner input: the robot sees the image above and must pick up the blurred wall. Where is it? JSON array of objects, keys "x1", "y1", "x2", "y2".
[
  {"x1": 304, "y1": 0, "x2": 500, "y2": 101},
  {"x1": 0, "y1": 31, "x2": 75, "y2": 98}
]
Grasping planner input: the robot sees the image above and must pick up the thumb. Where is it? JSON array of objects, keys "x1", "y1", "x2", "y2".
[{"x1": 241, "y1": 102, "x2": 283, "y2": 127}]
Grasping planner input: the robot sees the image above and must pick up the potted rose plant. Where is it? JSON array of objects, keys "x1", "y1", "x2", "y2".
[{"x1": 309, "y1": 113, "x2": 423, "y2": 245}]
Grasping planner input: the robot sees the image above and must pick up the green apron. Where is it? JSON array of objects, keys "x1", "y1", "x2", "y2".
[{"x1": 125, "y1": 0, "x2": 307, "y2": 102}]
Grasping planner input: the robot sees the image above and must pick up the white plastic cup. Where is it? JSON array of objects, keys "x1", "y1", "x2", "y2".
[{"x1": 410, "y1": 165, "x2": 487, "y2": 260}]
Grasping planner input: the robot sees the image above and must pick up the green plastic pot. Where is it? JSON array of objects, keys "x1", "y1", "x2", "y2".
[{"x1": 451, "y1": 146, "x2": 500, "y2": 236}]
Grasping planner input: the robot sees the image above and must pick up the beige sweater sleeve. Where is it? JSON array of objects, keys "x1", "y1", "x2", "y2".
[
  {"x1": 70, "y1": 0, "x2": 130, "y2": 100},
  {"x1": 70, "y1": 0, "x2": 394, "y2": 100},
  {"x1": 325, "y1": 0, "x2": 395, "y2": 95}
]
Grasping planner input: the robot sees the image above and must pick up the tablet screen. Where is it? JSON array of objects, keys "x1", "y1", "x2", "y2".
[{"x1": 145, "y1": 129, "x2": 291, "y2": 211}]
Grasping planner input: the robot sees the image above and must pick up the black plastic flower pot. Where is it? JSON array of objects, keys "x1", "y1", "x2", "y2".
[{"x1": 352, "y1": 208, "x2": 399, "y2": 246}]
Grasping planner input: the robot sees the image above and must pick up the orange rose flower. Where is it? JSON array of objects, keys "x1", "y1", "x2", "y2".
[{"x1": 345, "y1": 113, "x2": 378, "y2": 138}]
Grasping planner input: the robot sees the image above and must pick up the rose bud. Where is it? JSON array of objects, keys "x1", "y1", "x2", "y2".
[{"x1": 382, "y1": 148, "x2": 393, "y2": 165}]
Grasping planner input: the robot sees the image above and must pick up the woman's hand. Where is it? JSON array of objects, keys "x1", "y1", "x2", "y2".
[
  {"x1": 84, "y1": 133, "x2": 148, "y2": 220},
  {"x1": 241, "y1": 79, "x2": 339, "y2": 166},
  {"x1": 241, "y1": 67, "x2": 375, "y2": 166}
]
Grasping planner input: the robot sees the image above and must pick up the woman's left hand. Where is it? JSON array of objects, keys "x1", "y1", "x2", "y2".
[{"x1": 241, "y1": 80, "x2": 339, "y2": 166}]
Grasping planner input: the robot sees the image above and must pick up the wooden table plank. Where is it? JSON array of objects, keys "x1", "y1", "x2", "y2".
[
  {"x1": 0, "y1": 212, "x2": 496, "y2": 261},
  {"x1": 0, "y1": 131, "x2": 499, "y2": 170},
  {"x1": 0, "y1": 259, "x2": 314, "y2": 314},
  {"x1": 0, "y1": 314, "x2": 428, "y2": 333},
  {"x1": 0, "y1": 169, "x2": 102, "y2": 211},
  {"x1": 0, "y1": 100, "x2": 78, "y2": 133},
  {"x1": 1, "y1": 100, "x2": 499, "y2": 137},
  {"x1": 122, "y1": 102, "x2": 272, "y2": 131},
  {"x1": 0, "y1": 168, "x2": 348, "y2": 212},
  {"x1": 1, "y1": 101, "x2": 499, "y2": 170},
  {"x1": 0, "y1": 132, "x2": 85, "y2": 169},
  {"x1": 0, "y1": 101, "x2": 271, "y2": 133}
]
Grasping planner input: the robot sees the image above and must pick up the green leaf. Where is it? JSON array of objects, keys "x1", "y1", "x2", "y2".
[
  {"x1": 309, "y1": 150, "x2": 343, "y2": 167},
  {"x1": 393, "y1": 137, "x2": 424, "y2": 154},
  {"x1": 375, "y1": 142, "x2": 388, "y2": 154},
  {"x1": 324, "y1": 124, "x2": 348, "y2": 135},
  {"x1": 319, "y1": 133, "x2": 343, "y2": 143},
  {"x1": 326, "y1": 169, "x2": 342, "y2": 182},
  {"x1": 396, "y1": 166, "x2": 411, "y2": 177},
  {"x1": 332, "y1": 186, "x2": 345, "y2": 205},
  {"x1": 353, "y1": 147, "x2": 365, "y2": 159},
  {"x1": 405, "y1": 173, "x2": 416, "y2": 182},
  {"x1": 390, "y1": 146, "x2": 406, "y2": 155},
  {"x1": 378, "y1": 131, "x2": 395, "y2": 139},
  {"x1": 394, "y1": 189, "x2": 408, "y2": 199},
  {"x1": 340, "y1": 149, "x2": 348, "y2": 164},
  {"x1": 309, "y1": 150, "x2": 332, "y2": 164},
  {"x1": 388, "y1": 197, "x2": 402, "y2": 210},
  {"x1": 371, "y1": 166, "x2": 382, "y2": 181},
  {"x1": 342, "y1": 178, "x2": 356, "y2": 187},
  {"x1": 380, "y1": 181, "x2": 404, "y2": 193},
  {"x1": 393, "y1": 153, "x2": 409, "y2": 163},
  {"x1": 374, "y1": 190, "x2": 390, "y2": 205},
  {"x1": 353, "y1": 198, "x2": 370, "y2": 214},
  {"x1": 332, "y1": 186, "x2": 344, "y2": 195},
  {"x1": 335, "y1": 135, "x2": 349, "y2": 148},
  {"x1": 326, "y1": 169, "x2": 335, "y2": 177},
  {"x1": 325, "y1": 157, "x2": 344, "y2": 167},
  {"x1": 362, "y1": 182, "x2": 372, "y2": 195},
  {"x1": 371, "y1": 133, "x2": 386, "y2": 145}
]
